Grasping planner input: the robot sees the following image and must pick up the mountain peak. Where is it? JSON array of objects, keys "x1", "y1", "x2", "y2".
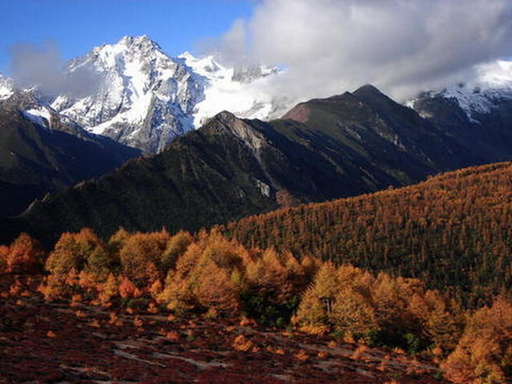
[
  {"x1": 179, "y1": 52, "x2": 223, "y2": 77},
  {"x1": 209, "y1": 110, "x2": 239, "y2": 126},
  {"x1": 117, "y1": 35, "x2": 160, "y2": 50},
  {"x1": 52, "y1": 35, "x2": 199, "y2": 154},
  {"x1": 353, "y1": 83, "x2": 400, "y2": 110},
  {"x1": 50, "y1": 35, "x2": 283, "y2": 154},
  {"x1": 179, "y1": 51, "x2": 196, "y2": 61},
  {"x1": 90, "y1": 35, "x2": 164, "y2": 60},
  {"x1": 206, "y1": 110, "x2": 267, "y2": 151},
  {"x1": 353, "y1": 84, "x2": 384, "y2": 97}
]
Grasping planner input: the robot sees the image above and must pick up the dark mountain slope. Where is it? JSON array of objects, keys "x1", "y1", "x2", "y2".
[
  {"x1": 413, "y1": 91, "x2": 512, "y2": 161},
  {"x1": 0, "y1": 91, "x2": 140, "y2": 215},
  {"x1": 16, "y1": 111, "x2": 369, "y2": 243},
  {"x1": 4, "y1": 85, "x2": 512, "y2": 245},
  {"x1": 283, "y1": 85, "x2": 483, "y2": 177}
]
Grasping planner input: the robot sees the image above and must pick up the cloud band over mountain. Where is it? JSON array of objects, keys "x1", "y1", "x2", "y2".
[
  {"x1": 8, "y1": 41, "x2": 103, "y2": 98},
  {"x1": 215, "y1": 0, "x2": 512, "y2": 102}
]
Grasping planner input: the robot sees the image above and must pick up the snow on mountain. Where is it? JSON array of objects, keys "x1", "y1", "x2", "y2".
[
  {"x1": 0, "y1": 75, "x2": 14, "y2": 101},
  {"x1": 10, "y1": 34, "x2": 510, "y2": 153},
  {"x1": 0, "y1": 84, "x2": 55, "y2": 129},
  {"x1": 179, "y1": 52, "x2": 281, "y2": 127},
  {"x1": 417, "y1": 60, "x2": 512, "y2": 122},
  {"x1": 49, "y1": 36, "x2": 282, "y2": 153},
  {"x1": 22, "y1": 107, "x2": 53, "y2": 129},
  {"x1": 51, "y1": 35, "x2": 204, "y2": 153}
]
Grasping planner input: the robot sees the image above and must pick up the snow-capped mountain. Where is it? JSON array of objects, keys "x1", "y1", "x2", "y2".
[
  {"x1": 51, "y1": 36, "x2": 202, "y2": 153},
  {"x1": 50, "y1": 35, "x2": 281, "y2": 153},
  {"x1": 0, "y1": 83, "x2": 140, "y2": 216},
  {"x1": 178, "y1": 52, "x2": 282, "y2": 127},
  {"x1": 0, "y1": 75, "x2": 14, "y2": 101},
  {"x1": 0, "y1": 84, "x2": 99, "y2": 139},
  {"x1": 4, "y1": 35, "x2": 511, "y2": 155},
  {"x1": 412, "y1": 60, "x2": 512, "y2": 123}
]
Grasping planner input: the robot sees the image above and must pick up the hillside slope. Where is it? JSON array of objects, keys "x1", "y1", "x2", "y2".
[
  {"x1": 0, "y1": 91, "x2": 140, "y2": 215},
  {"x1": 4, "y1": 84, "x2": 512, "y2": 245},
  {"x1": 224, "y1": 161, "x2": 512, "y2": 304}
]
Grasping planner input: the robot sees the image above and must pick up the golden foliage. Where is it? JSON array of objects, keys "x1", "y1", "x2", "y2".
[
  {"x1": 332, "y1": 288, "x2": 377, "y2": 336},
  {"x1": 231, "y1": 335, "x2": 254, "y2": 352},
  {"x1": 7, "y1": 209, "x2": 512, "y2": 379},
  {"x1": 119, "y1": 231, "x2": 169, "y2": 286},
  {"x1": 442, "y1": 297, "x2": 512, "y2": 384},
  {"x1": 46, "y1": 229, "x2": 109, "y2": 277},
  {"x1": 158, "y1": 271, "x2": 195, "y2": 313},
  {"x1": 161, "y1": 231, "x2": 193, "y2": 271},
  {"x1": 191, "y1": 260, "x2": 239, "y2": 314},
  {"x1": 118, "y1": 277, "x2": 141, "y2": 299},
  {"x1": 232, "y1": 334, "x2": 254, "y2": 352},
  {"x1": 295, "y1": 349, "x2": 310, "y2": 362},
  {"x1": 352, "y1": 344, "x2": 369, "y2": 361},
  {"x1": 5, "y1": 233, "x2": 44, "y2": 274},
  {"x1": 225, "y1": 162, "x2": 512, "y2": 306},
  {"x1": 99, "y1": 273, "x2": 119, "y2": 303},
  {"x1": 294, "y1": 288, "x2": 329, "y2": 334}
]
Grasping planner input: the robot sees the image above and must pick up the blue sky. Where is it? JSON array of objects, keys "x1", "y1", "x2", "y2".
[{"x1": 0, "y1": 0, "x2": 255, "y2": 72}]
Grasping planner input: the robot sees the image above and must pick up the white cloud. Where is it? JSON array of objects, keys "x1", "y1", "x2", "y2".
[
  {"x1": 215, "y1": 0, "x2": 512, "y2": 103},
  {"x1": 8, "y1": 41, "x2": 103, "y2": 99}
]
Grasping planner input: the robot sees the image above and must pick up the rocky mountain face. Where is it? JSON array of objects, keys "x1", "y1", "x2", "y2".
[
  {"x1": 0, "y1": 88, "x2": 140, "y2": 216},
  {"x1": 49, "y1": 36, "x2": 281, "y2": 154},
  {"x1": 7, "y1": 82, "x2": 512, "y2": 245}
]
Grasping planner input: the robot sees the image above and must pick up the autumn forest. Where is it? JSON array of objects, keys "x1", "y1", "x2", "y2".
[{"x1": 1, "y1": 162, "x2": 512, "y2": 383}]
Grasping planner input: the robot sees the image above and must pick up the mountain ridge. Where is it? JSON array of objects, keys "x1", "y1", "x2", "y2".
[
  {"x1": 0, "y1": 87, "x2": 141, "y2": 216},
  {"x1": 4, "y1": 82, "x2": 512, "y2": 245},
  {"x1": 49, "y1": 35, "x2": 282, "y2": 153},
  {"x1": 2, "y1": 35, "x2": 511, "y2": 157}
]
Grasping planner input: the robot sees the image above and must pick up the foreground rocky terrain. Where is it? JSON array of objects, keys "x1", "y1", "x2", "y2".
[{"x1": 0, "y1": 274, "x2": 447, "y2": 384}]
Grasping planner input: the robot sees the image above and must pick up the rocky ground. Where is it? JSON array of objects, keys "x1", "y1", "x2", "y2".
[{"x1": 0, "y1": 275, "x2": 449, "y2": 384}]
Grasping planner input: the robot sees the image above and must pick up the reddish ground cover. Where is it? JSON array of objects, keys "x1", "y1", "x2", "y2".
[{"x1": 0, "y1": 275, "x2": 448, "y2": 383}]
